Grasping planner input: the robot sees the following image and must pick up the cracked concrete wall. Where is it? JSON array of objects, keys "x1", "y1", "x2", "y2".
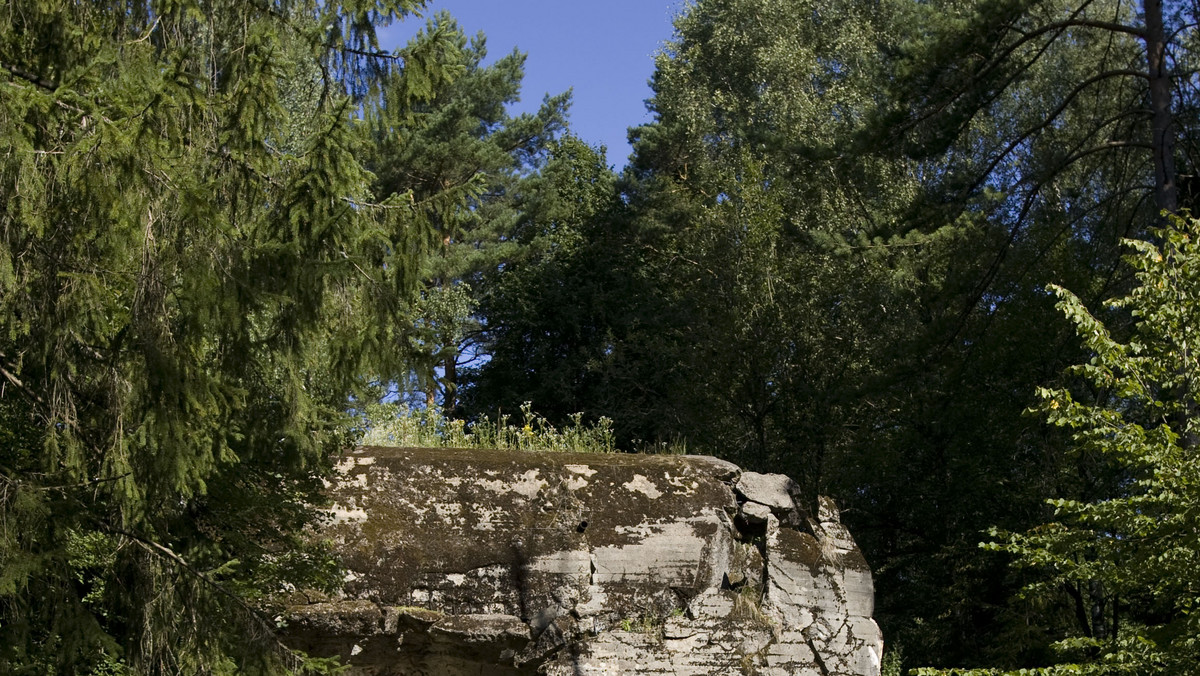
[{"x1": 283, "y1": 446, "x2": 883, "y2": 675}]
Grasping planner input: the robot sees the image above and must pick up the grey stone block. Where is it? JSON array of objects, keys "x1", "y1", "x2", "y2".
[{"x1": 283, "y1": 447, "x2": 883, "y2": 675}]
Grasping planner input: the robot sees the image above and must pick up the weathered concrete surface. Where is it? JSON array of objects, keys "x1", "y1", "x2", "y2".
[{"x1": 283, "y1": 446, "x2": 882, "y2": 675}]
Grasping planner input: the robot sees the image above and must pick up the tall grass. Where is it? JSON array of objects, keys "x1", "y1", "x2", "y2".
[{"x1": 356, "y1": 402, "x2": 620, "y2": 454}]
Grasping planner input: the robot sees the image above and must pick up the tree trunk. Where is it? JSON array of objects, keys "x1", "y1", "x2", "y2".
[
  {"x1": 1144, "y1": 0, "x2": 1178, "y2": 214},
  {"x1": 443, "y1": 351, "x2": 458, "y2": 418}
]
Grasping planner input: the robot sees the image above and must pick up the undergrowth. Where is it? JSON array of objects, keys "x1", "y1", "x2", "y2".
[{"x1": 356, "y1": 402, "x2": 628, "y2": 454}]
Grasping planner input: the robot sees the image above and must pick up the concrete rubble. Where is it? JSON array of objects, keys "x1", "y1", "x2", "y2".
[{"x1": 282, "y1": 446, "x2": 883, "y2": 675}]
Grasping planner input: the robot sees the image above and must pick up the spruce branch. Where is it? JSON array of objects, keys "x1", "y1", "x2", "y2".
[{"x1": 100, "y1": 524, "x2": 310, "y2": 672}]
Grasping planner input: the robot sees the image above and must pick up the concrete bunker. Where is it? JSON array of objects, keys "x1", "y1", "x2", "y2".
[{"x1": 283, "y1": 446, "x2": 883, "y2": 675}]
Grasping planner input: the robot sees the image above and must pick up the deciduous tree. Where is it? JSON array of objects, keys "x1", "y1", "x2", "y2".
[{"x1": 921, "y1": 216, "x2": 1200, "y2": 674}]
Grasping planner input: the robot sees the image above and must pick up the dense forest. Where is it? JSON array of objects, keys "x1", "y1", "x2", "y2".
[{"x1": 2, "y1": 0, "x2": 1199, "y2": 673}]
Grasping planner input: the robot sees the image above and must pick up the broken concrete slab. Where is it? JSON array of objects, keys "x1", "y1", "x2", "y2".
[
  {"x1": 282, "y1": 446, "x2": 883, "y2": 675},
  {"x1": 735, "y1": 471, "x2": 804, "y2": 514}
]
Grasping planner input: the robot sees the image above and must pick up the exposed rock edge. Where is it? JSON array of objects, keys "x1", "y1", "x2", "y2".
[{"x1": 282, "y1": 446, "x2": 883, "y2": 675}]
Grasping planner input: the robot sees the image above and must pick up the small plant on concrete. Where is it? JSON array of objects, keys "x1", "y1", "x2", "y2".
[
  {"x1": 357, "y1": 401, "x2": 621, "y2": 453},
  {"x1": 618, "y1": 613, "x2": 664, "y2": 638},
  {"x1": 731, "y1": 583, "x2": 771, "y2": 626}
]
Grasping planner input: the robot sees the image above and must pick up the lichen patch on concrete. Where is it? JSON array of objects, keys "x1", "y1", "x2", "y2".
[{"x1": 622, "y1": 474, "x2": 664, "y2": 499}]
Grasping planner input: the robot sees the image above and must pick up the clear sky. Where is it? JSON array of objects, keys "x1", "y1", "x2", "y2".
[{"x1": 378, "y1": 1, "x2": 686, "y2": 167}]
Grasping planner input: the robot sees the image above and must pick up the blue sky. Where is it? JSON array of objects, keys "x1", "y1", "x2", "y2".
[{"x1": 378, "y1": 1, "x2": 686, "y2": 167}]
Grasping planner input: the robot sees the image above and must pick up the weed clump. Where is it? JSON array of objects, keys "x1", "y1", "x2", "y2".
[{"x1": 357, "y1": 402, "x2": 622, "y2": 454}]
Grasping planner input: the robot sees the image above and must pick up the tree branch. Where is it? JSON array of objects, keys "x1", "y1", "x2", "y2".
[
  {"x1": 900, "y1": 0, "x2": 1147, "y2": 144},
  {"x1": 101, "y1": 524, "x2": 307, "y2": 669},
  {"x1": 1, "y1": 62, "x2": 57, "y2": 92},
  {"x1": 0, "y1": 353, "x2": 46, "y2": 406},
  {"x1": 1038, "y1": 18, "x2": 1147, "y2": 39},
  {"x1": 962, "y1": 69, "x2": 1150, "y2": 201}
]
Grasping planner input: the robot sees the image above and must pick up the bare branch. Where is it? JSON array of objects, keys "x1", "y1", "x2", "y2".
[
  {"x1": 1058, "y1": 140, "x2": 1155, "y2": 165},
  {"x1": 1, "y1": 62, "x2": 57, "y2": 91},
  {"x1": 963, "y1": 70, "x2": 1151, "y2": 200},
  {"x1": 0, "y1": 353, "x2": 45, "y2": 406}
]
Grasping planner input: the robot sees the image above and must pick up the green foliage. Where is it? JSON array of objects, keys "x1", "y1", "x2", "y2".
[
  {"x1": 853, "y1": 0, "x2": 1200, "y2": 666},
  {"x1": 464, "y1": 0, "x2": 1200, "y2": 670},
  {"x1": 882, "y1": 646, "x2": 907, "y2": 676},
  {"x1": 358, "y1": 401, "x2": 622, "y2": 454},
  {"x1": 919, "y1": 216, "x2": 1200, "y2": 675},
  {"x1": 0, "y1": 1, "x2": 472, "y2": 673},
  {"x1": 468, "y1": 6, "x2": 1092, "y2": 667},
  {"x1": 2, "y1": 0, "x2": 1196, "y2": 673},
  {"x1": 461, "y1": 135, "x2": 628, "y2": 425},
  {"x1": 362, "y1": 12, "x2": 568, "y2": 411}
]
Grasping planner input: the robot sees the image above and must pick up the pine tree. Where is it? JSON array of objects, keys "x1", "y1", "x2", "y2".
[{"x1": 361, "y1": 12, "x2": 568, "y2": 414}]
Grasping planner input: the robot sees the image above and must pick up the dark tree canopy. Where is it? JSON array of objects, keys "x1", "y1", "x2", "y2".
[
  {"x1": 5, "y1": 0, "x2": 1200, "y2": 673},
  {"x1": 464, "y1": 0, "x2": 1200, "y2": 671}
]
